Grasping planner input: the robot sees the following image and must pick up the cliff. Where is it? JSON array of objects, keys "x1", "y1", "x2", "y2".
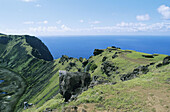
[
  {"x1": 0, "y1": 34, "x2": 169, "y2": 112},
  {"x1": 0, "y1": 35, "x2": 53, "y2": 61}
]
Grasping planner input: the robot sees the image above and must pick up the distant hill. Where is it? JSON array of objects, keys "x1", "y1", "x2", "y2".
[
  {"x1": 0, "y1": 33, "x2": 5, "y2": 35},
  {"x1": 0, "y1": 34, "x2": 169, "y2": 112}
]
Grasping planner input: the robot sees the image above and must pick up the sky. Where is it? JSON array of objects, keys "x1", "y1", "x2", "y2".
[{"x1": 0, "y1": 0, "x2": 170, "y2": 36}]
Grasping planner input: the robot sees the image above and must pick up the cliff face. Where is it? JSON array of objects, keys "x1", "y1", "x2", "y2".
[
  {"x1": 25, "y1": 35, "x2": 53, "y2": 61},
  {"x1": 0, "y1": 35, "x2": 53, "y2": 61}
]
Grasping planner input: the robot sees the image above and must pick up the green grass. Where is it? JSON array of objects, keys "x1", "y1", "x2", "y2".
[
  {"x1": 0, "y1": 35, "x2": 169, "y2": 112},
  {"x1": 25, "y1": 62, "x2": 170, "y2": 112}
]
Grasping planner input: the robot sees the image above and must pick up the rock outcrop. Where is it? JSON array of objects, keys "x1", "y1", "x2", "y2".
[
  {"x1": 156, "y1": 56, "x2": 170, "y2": 68},
  {"x1": 163, "y1": 56, "x2": 170, "y2": 65},
  {"x1": 93, "y1": 49, "x2": 104, "y2": 56},
  {"x1": 59, "y1": 71, "x2": 91, "y2": 102},
  {"x1": 120, "y1": 66, "x2": 149, "y2": 81},
  {"x1": 142, "y1": 55, "x2": 154, "y2": 58},
  {"x1": 101, "y1": 61, "x2": 119, "y2": 77}
]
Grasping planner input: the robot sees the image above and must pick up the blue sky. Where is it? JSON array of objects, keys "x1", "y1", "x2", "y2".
[{"x1": 0, "y1": 0, "x2": 170, "y2": 36}]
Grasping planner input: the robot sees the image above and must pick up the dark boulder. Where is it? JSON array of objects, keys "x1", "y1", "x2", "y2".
[
  {"x1": 111, "y1": 46, "x2": 120, "y2": 49},
  {"x1": 101, "y1": 61, "x2": 118, "y2": 77},
  {"x1": 102, "y1": 56, "x2": 107, "y2": 62},
  {"x1": 69, "y1": 62, "x2": 76, "y2": 67},
  {"x1": 111, "y1": 46, "x2": 117, "y2": 48},
  {"x1": 93, "y1": 49, "x2": 104, "y2": 56},
  {"x1": 163, "y1": 56, "x2": 170, "y2": 65},
  {"x1": 133, "y1": 66, "x2": 149, "y2": 74},
  {"x1": 156, "y1": 63, "x2": 163, "y2": 68},
  {"x1": 59, "y1": 71, "x2": 91, "y2": 102},
  {"x1": 150, "y1": 62, "x2": 155, "y2": 65},
  {"x1": 142, "y1": 55, "x2": 154, "y2": 58},
  {"x1": 112, "y1": 53, "x2": 118, "y2": 59},
  {"x1": 156, "y1": 56, "x2": 170, "y2": 68},
  {"x1": 79, "y1": 57, "x2": 83, "y2": 62},
  {"x1": 82, "y1": 60, "x2": 88, "y2": 67}
]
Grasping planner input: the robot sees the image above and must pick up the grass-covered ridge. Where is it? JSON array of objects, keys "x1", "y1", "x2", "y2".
[
  {"x1": 25, "y1": 62, "x2": 170, "y2": 112},
  {"x1": 0, "y1": 34, "x2": 169, "y2": 112}
]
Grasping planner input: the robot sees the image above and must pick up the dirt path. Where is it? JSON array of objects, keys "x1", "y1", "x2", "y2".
[
  {"x1": 119, "y1": 53, "x2": 150, "y2": 64},
  {"x1": 0, "y1": 68, "x2": 26, "y2": 112}
]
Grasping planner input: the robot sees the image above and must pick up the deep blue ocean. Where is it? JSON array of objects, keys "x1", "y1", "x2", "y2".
[{"x1": 39, "y1": 36, "x2": 170, "y2": 59}]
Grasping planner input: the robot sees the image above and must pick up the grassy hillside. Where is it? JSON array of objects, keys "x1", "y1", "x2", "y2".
[
  {"x1": 0, "y1": 34, "x2": 169, "y2": 112},
  {"x1": 0, "y1": 35, "x2": 85, "y2": 112},
  {"x1": 24, "y1": 61, "x2": 170, "y2": 112},
  {"x1": 21, "y1": 46, "x2": 168, "y2": 112}
]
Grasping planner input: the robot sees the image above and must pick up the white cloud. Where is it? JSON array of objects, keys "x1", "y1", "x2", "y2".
[
  {"x1": 116, "y1": 22, "x2": 146, "y2": 27},
  {"x1": 23, "y1": 20, "x2": 48, "y2": 25},
  {"x1": 21, "y1": 0, "x2": 36, "y2": 2},
  {"x1": 90, "y1": 21, "x2": 101, "y2": 24},
  {"x1": 158, "y1": 5, "x2": 170, "y2": 19},
  {"x1": 37, "y1": 20, "x2": 48, "y2": 24},
  {"x1": 3, "y1": 22, "x2": 170, "y2": 36},
  {"x1": 43, "y1": 20, "x2": 48, "y2": 24},
  {"x1": 80, "y1": 20, "x2": 84, "y2": 23},
  {"x1": 61, "y1": 25, "x2": 71, "y2": 31},
  {"x1": 93, "y1": 22, "x2": 170, "y2": 32},
  {"x1": 23, "y1": 21, "x2": 34, "y2": 25},
  {"x1": 35, "y1": 4, "x2": 41, "y2": 7},
  {"x1": 136, "y1": 14, "x2": 150, "y2": 21},
  {"x1": 56, "y1": 20, "x2": 62, "y2": 24},
  {"x1": 29, "y1": 26, "x2": 58, "y2": 32}
]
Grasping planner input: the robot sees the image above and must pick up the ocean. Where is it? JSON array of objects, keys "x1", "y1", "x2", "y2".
[{"x1": 39, "y1": 36, "x2": 170, "y2": 59}]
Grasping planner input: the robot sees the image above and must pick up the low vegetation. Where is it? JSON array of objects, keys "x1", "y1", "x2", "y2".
[
  {"x1": 25, "y1": 63, "x2": 170, "y2": 112},
  {"x1": 0, "y1": 34, "x2": 169, "y2": 112}
]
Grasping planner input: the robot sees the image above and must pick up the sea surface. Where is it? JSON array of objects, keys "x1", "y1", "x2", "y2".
[{"x1": 39, "y1": 36, "x2": 170, "y2": 59}]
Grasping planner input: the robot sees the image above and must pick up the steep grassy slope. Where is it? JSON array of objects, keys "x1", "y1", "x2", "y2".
[
  {"x1": 25, "y1": 60, "x2": 170, "y2": 112},
  {"x1": 22, "y1": 48, "x2": 168, "y2": 111},
  {"x1": 65, "y1": 63, "x2": 170, "y2": 112},
  {"x1": 0, "y1": 34, "x2": 169, "y2": 112},
  {"x1": 0, "y1": 35, "x2": 82, "y2": 111}
]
